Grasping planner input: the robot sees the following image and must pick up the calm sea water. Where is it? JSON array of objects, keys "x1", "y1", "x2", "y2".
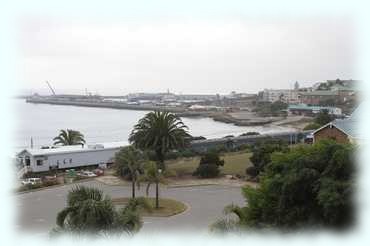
[{"x1": 13, "y1": 99, "x2": 293, "y2": 151}]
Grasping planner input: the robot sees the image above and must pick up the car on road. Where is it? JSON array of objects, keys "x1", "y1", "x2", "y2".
[
  {"x1": 21, "y1": 178, "x2": 41, "y2": 186},
  {"x1": 78, "y1": 170, "x2": 97, "y2": 178}
]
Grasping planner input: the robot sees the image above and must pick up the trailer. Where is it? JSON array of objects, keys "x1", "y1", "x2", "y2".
[{"x1": 16, "y1": 142, "x2": 127, "y2": 173}]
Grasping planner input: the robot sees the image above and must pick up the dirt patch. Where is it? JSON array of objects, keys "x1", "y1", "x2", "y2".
[
  {"x1": 167, "y1": 175, "x2": 257, "y2": 188},
  {"x1": 96, "y1": 175, "x2": 129, "y2": 186}
]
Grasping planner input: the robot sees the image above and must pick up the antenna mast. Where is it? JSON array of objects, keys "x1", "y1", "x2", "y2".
[{"x1": 45, "y1": 81, "x2": 56, "y2": 95}]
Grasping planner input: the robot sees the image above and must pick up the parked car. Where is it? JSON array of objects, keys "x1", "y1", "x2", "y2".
[
  {"x1": 93, "y1": 168, "x2": 104, "y2": 176},
  {"x1": 21, "y1": 178, "x2": 41, "y2": 186},
  {"x1": 78, "y1": 171, "x2": 97, "y2": 178}
]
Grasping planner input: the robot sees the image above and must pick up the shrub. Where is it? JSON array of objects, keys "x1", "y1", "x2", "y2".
[
  {"x1": 199, "y1": 151, "x2": 225, "y2": 166},
  {"x1": 193, "y1": 164, "x2": 220, "y2": 178},
  {"x1": 248, "y1": 139, "x2": 288, "y2": 176},
  {"x1": 314, "y1": 109, "x2": 334, "y2": 126},
  {"x1": 42, "y1": 180, "x2": 58, "y2": 187},
  {"x1": 246, "y1": 166, "x2": 258, "y2": 177},
  {"x1": 180, "y1": 149, "x2": 197, "y2": 158},
  {"x1": 240, "y1": 132, "x2": 260, "y2": 137},
  {"x1": 213, "y1": 140, "x2": 355, "y2": 231},
  {"x1": 162, "y1": 169, "x2": 177, "y2": 178},
  {"x1": 193, "y1": 151, "x2": 224, "y2": 178}
]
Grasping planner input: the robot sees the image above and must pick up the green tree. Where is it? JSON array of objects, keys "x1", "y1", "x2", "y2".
[
  {"x1": 53, "y1": 129, "x2": 86, "y2": 146},
  {"x1": 248, "y1": 139, "x2": 288, "y2": 177},
  {"x1": 314, "y1": 109, "x2": 334, "y2": 126},
  {"x1": 212, "y1": 140, "x2": 355, "y2": 232},
  {"x1": 129, "y1": 111, "x2": 190, "y2": 208},
  {"x1": 52, "y1": 186, "x2": 148, "y2": 236},
  {"x1": 193, "y1": 151, "x2": 224, "y2": 178},
  {"x1": 115, "y1": 146, "x2": 146, "y2": 198}
]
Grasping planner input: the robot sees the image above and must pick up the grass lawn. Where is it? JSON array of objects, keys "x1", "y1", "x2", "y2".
[
  {"x1": 166, "y1": 151, "x2": 252, "y2": 177},
  {"x1": 112, "y1": 197, "x2": 187, "y2": 217}
]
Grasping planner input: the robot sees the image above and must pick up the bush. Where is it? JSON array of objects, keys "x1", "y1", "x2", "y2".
[
  {"x1": 162, "y1": 169, "x2": 177, "y2": 178},
  {"x1": 199, "y1": 151, "x2": 225, "y2": 166},
  {"x1": 248, "y1": 139, "x2": 288, "y2": 176},
  {"x1": 193, "y1": 164, "x2": 220, "y2": 178},
  {"x1": 193, "y1": 151, "x2": 224, "y2": 178},
  {"x1": 246, "y1": 166, "x2": 258, "y2": 177},
  {"x1": 225, "y1": 140, "x2": 355, "y2": 230},
  {"x1": 240, "y1": 132, "x2": 260, "y2": 137},
  {"x1": 180, "y1": 149, "x2": 197, "y2": 158},
  {"x1": 314, "y1": 109, "x2": 334, "y2": 125},
  {"x1": 42, "y1": 179, "x2": 58, "y2": 187}
]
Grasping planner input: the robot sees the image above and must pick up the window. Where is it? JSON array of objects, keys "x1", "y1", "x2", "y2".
[
  {"x1": 63, "y1": 159, "x2": 66, "y2": 164},
  {"x1": 25, "y1": 157, "x2": 30, "y2": 166},
  {"x1": 57, "y1": 160, "x2": 60, "y2": 165},
  {"x1": 36, "y1": 159, "x2": 43, "y2": 166},
  {"x1": 69, "y1": 158, "x2": 72, "y2": 163}
]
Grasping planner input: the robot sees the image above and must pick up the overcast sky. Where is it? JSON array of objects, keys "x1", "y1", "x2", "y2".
[{"x1": 18, "y1": 16, "x2": 355, "y2": 96}]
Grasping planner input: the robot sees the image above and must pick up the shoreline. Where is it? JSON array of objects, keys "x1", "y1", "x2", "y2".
[{"x1": 26, "y1": 98, "x2": 308, "y2": 129}]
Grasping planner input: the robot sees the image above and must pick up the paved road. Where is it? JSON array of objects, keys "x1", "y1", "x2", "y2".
[{"x1": 16, "y1": 180, "x2": 244, "y2": 235}]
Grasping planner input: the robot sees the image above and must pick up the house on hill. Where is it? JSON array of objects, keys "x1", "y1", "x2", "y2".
[{"x1": 313, "y1": 118, "x2": 359, "y2": 144}]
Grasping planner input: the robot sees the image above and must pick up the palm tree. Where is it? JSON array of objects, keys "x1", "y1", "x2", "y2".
[
  {"x1": 53, "y1": 185, "x2": 146, "y2": 236},
  {"x1": 129, "y1": 111, "x2": 190, "y2": 208},
  {"x1": 139, "y1": 162, "x2": 167, "y2": 197},
  {"x1": 55, "y1": 186, "x2": 116, "y2": 234},
  {"x1": 115, "y1": 146, "x2": 146, "y2": 198},
  {"x1": 53, "y1": 129, "x2": 86, "y2": 146}
]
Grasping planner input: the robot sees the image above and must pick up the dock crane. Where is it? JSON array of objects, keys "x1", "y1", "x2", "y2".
[{"x1": 45, "y1": 80, "x2": 56, "y2": 96}]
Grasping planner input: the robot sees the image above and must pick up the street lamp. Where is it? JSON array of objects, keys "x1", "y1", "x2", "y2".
[{"x1": 155, "y1": 168, "x2": 162, "y2": 209}]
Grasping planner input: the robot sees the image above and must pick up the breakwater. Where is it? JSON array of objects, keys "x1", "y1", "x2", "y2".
[{"x1": 26, "y1": 97, "x2": 186, "y2": 113}]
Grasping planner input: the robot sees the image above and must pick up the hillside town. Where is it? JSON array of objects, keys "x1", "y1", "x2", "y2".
[{"x1": 15, "y1": 78, "x2": 360, "y2": 237}]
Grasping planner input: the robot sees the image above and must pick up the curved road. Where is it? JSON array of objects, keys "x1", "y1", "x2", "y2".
[{"x1": 16, "y1": 180, "x2": 245, "y2": 235}]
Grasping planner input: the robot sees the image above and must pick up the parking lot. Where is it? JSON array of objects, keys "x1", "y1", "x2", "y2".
[{"x1": 16, "y1": 180, "x2": 245, "y2": 235}]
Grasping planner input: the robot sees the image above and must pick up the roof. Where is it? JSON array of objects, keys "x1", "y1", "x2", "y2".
[
  {"x1": 299, "y1": 90, "x2": 339, "y2": 96},
  {"x1": 288, "y1": 104, "x2": 340, "y2": 111},
  {"x1": 330, "y1": 85, "x2": 354, "y2": 91},
  {"x1": 313, "y1": 118, "x2": 359, "y2": 140},
  {"x1": 18, "y1": 141, "x2": 128, "y2": 157}
]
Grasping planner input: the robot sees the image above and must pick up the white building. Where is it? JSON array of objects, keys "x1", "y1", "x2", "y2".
[
  {"x1": 260, "y1": 89, "x2": 300, "y2": 104},
  {"x1": 17, "y1": 141, "x2": 127, "y2": 173}
]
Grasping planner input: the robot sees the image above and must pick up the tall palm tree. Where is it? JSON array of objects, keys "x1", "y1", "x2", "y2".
[
  {"x1": 53, "y1": 185, "x2": 146, "y2": 236},
  {"x1": 115, "y1": 146, "x2": 146, "y2": 198},
  {"x1": 53, "y1": 129, "x2": 86, "y2": 146},
  {"x1": 129, "y1": 111, "x2": 190, "y2": 208}
]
